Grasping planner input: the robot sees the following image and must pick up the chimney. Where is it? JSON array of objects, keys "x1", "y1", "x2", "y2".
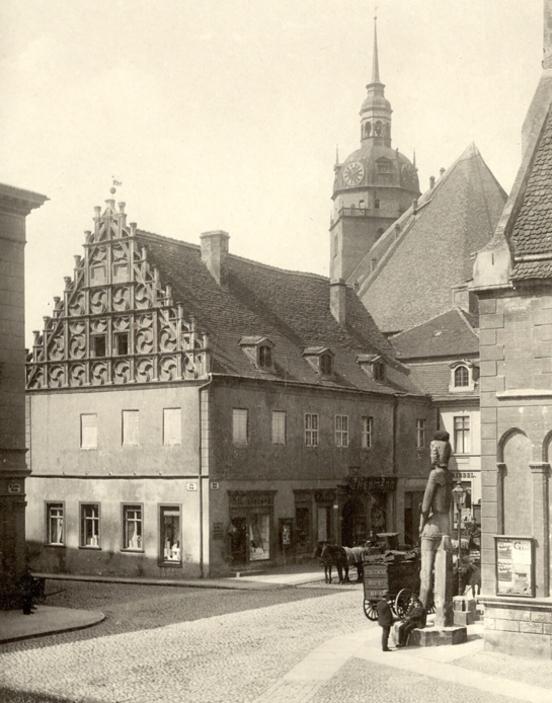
[
  {"x1": 429, "y1": 175, "x2": 435, "y2": 189},
  {"x1": 330, "y1": 279, "x2": 347, "y2": 325},
  {"x1": 439, "y1": 167, "x2": 446, "y2": 177},
  {"x1": 200, "y1": 230, "x2": 230, "y2": 285},
  {"x1": 545, "y1": 0, "x2": 552, "y2": 69}
]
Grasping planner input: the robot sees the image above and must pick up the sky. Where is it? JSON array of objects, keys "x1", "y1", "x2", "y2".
[{"x1": 0, "y1": 0, "x2": 544, "y2": 344}]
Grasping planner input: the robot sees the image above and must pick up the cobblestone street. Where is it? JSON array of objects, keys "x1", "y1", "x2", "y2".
[{"x1": 0, "y1": 581, "x2": 364, "y2": 702}]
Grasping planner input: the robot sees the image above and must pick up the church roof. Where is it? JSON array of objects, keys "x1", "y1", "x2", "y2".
[
  {"x1": 390, "y1": 308, "x2": 479, "y2": 361},
  {"x1": 352, "y1": 144, "x2": 506, "y2": 332},
  {"x1": 510, "y1": 106, "x2": 552, "y2": 279},
  {"x1": 134, "y1": 230, "x2": 420, "y2": 394}
]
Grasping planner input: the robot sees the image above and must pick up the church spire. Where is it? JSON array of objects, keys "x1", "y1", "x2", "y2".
[{"x1": 371, "y1": 14, "x2": 381, "y2": 84}]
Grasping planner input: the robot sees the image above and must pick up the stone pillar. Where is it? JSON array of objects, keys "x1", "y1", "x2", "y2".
[
  {"x1": 496, "y1": 462, "x2": 506, "y2": 535},
  {"x1": 0, "y1": 183, "x2": 46, "y2": 608},
  {"x1": 433, "y1": 535, "x2": 454, "y2": 627},
  {"x1": 529, "y1": 462, "x2": 550, "y2": 598}
]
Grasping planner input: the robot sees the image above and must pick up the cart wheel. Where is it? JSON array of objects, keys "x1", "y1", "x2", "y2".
[
  {"x1": 394, "y1": 588, "x2": 411, "y2": 618},
  {"x1": 363, "y1": 599, "x2": 378, "y2": 621}
]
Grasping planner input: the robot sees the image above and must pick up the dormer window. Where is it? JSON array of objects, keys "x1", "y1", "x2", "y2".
[
  {"x1": 259, "y1": 345, "x2": 272, "y2": 368},
  {"x1": 356, "y1": 353, "x2": 385, "y2": 383},
  {"x1": 239, "y1": 336, "x2": 274, "y2": 371},
  {"x1": 303, "y1": 347, "x2": 334, "y2": 377},
  {"x1": 449, "y1": 360, "x2": 477, "y2": 392}
]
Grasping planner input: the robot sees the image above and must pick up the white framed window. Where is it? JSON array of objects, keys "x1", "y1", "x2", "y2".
[
  {"x1": 80, "y1": 503, "x2": 100, "y2": 548},
  {"x1": 232, "y1": 408, "x2": 248, "y2": 445},
  {"x1": 160, "y1": 505, "x2": 181, "y2": 564},
  {"x1": 361, "y1": 416, "x2": 373, "y2": 449},
  {"x1": 46, "y1": 502, "x2": 64, "y2": 545},
  {"x1": 163, "y1": 408, "x2": 182, "y2": 446},
  {"x1": 416, "y1": 418, "x2": 426, "y2": 449},
  {"x1": 449, "y1": 361, "x2": 477, "y2": 392},
  {"x1": 335, "y1": 415, "x2": 349, "y2": 447},
  {"x1": 123, "y1": 504, "x2": 143, "y2": 551},
  {"x1": 454, "y1": 416, "x2": 470, "y2": 454},
  {"x1": 271, "y1": 411, "x2": 286, "y2": 445},
  {"x1": 122, "y1": 410, "x2": 139, "y2": 446},
  {"x1": 305, "y1": 413, "x2": 319, "y2": 447},
  {"x1": 80, "y1": 413, "x2": 97, "y2": 449}
]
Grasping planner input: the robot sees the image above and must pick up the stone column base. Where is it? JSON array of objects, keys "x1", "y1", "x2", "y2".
[{"x1": 407, "y1": 625, "x2": 467, "y2": 647}]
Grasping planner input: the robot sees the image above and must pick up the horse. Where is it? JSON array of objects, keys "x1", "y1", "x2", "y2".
[{"x1": 313, "y1": 542, "x2": 367, "y2": 584}]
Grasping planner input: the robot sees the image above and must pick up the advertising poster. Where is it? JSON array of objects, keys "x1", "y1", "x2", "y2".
[{"x1": 495, "y1": 537, "x2": 534, "y2": 597}]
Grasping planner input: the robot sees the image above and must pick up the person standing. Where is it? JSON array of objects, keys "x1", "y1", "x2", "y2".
[{"x1": 376, "y1": 592, "x2": 394, "y2": 651}]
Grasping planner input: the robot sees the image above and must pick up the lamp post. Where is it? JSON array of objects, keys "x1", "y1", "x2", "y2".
[{"x1": 452, "y1": 482, "x2": 467, "y2": 596}]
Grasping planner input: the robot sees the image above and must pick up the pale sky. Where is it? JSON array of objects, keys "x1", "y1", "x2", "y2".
[{"x1": 0, "y1": 0, "x2": 543, "y2": 344}]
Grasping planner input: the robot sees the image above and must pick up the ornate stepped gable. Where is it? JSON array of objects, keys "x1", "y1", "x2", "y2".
[{"x1": 26, "y1": 199, "x2": 210, "y2": 390}]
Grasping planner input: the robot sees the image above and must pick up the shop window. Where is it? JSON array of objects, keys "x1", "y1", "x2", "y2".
[
  {"x1": 80, "y1": 413, "x2": 97, "y2": 449},
  {"x1": 46, "y1": 502, "x2": 64, "y2": 545},
  {"x1": 160, "y1": 505, "x2": 181, "y2": 564},
  {"x1": 335, "y1": 414, "x2": 349, "y2": 447},
  {"x1": 249, "y1": 513, "x2": 270, "y2": 561},
  {"x1": 416, "y1": 418, "x2": 426, "y2": 449},
  {"x1": 454, "y1": 415, "x2": 470, "y2": 454},
  {"x1": 361, "y1": 416, "x2": 373, "y2": 449},
  {"x1": 80, "y1": 503, "x2": 100, "y2": 548},
  {"x1": 122, "y1": 409, "x2": 139, "y2": 446},
  {"x1": 232, "y1": 408, "x2": 248, "y2": 445},
  {"x1": 305, "y1": 413, "x2": 319, "y2": 447},
  {"x1": 123, "y1": 504, "x2": 143, "y2": 551},
  {"x1": 271, "y1": 411, "x2": 286, "y2": 445},
  {"x1": 114, "y1": 332, "x2": 129, "y2": 356},
  {"x1": 163, "y1": 407, "x2": 182, "y2": 446}
]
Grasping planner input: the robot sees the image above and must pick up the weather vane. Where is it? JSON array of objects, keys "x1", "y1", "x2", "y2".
[{"x1": 110, "y1": 177, "x2": 122, "y2": 196}]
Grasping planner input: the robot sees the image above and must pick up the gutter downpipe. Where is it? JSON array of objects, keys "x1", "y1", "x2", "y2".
[{"x1": 198, "y1": 373, "x2": 213, "y2": 579}]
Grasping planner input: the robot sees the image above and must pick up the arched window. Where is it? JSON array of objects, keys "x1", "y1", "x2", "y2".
[
  {"x1": 364, "y1": 122, "x2": 371, "y2": 137},
  {"x1": 375, "y1": 121, "x2": 382, "y2": 136},
  {"x1": 454, "y1": 365, "x2": 469, "y2": 387}
]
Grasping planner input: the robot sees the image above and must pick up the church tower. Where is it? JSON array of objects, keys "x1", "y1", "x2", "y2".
[{"x1": 330, "y1": 17, "x2": 420, "y2": 282}]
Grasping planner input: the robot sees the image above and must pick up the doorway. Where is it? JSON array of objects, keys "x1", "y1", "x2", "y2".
[{"x1": 341, "y1": 497, "x2": 367, "y2": 547}]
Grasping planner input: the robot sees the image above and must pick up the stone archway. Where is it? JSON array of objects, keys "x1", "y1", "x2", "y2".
[{"x1": 341, "y1": 497, "x2": 367, "y2": 547}]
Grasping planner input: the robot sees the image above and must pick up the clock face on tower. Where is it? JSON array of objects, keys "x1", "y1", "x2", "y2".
[{"x1": 342, "y1": 161, "x2": 365, "y2": 186}]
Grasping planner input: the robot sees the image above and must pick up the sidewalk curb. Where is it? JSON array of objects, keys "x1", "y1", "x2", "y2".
[{"x1": 0, "y1": 607, "x2": 106, "y2": 645}]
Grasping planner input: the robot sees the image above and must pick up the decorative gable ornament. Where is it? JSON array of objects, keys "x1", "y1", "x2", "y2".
[
  {"x1": 356, "y1": 353, "x2": 385, "y2": 382},
  {"x1": 239, "y1": 336, "x2": 274, "y2": 371},
  {"x1": 448, "y1": 359, "x2": 478, "y2": 392},
  {"x1": 303, "y1": 346, "x2": 334, "y2": 377},
  {"x1": 26, "y1": 199, "x2": 211, "y2": 390}
]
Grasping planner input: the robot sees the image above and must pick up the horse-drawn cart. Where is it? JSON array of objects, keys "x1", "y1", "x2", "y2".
[{"x1": 362, "y1": 549, "x2": 420, "y2": 621}]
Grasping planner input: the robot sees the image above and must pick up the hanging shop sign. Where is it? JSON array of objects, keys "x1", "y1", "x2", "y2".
[{"x1": 495, "y1": 536, "x2": 535, "y2": 598}]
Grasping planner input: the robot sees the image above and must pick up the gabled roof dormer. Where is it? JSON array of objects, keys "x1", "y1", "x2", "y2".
[
  {"x1": 356, "y1": 353, "x2": 386, "y2": 382},
  {"x1": 239, "y1": 336, "x2": 275, "y2": 371},
  {"x1": 449, "y1": 359, "x2": 478, "y2": 393},
  {"x1": 303, "y1": 346, "x2": 334, "y2": 377}
]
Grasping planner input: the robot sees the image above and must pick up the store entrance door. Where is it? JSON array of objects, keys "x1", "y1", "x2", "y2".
[
  {"x1": 341, "y1": 498, "x2": 366, "y2": 547},
  {"x1": 229, "y1": 517, "x2": 247, "y2": 564}
]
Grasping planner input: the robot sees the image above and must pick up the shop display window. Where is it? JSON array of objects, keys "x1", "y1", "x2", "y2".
[
  {"x1": 160, "y1": 506, "x2": 181, "y2": 564},
  {"x1": 248, "y1": 512, "x2": 270, "y2": 561}
]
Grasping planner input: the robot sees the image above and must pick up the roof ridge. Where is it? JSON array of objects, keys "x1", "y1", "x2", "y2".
[
  {"x1": 455, "y1": 306, "x2": 479, "y2": 337},
  {"x1": 137, "y1": 229, "x2": 329, "y2": 282}
]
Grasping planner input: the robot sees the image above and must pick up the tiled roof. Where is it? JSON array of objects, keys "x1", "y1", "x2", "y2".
[
  {"x1": 405, "y1": 361, "x2": 479, "y2": 401},
  {"x1": 510, "y1": 107, "x2": 552, "y2": 279},
  {"x1": 352, "y1": 144, "x2": 506, "y2": 332},
  {"x1": 136, "y1": 231, "x2": 421, "y2": 395},
  {"x1": 391, "y1": 308, "x2": 479, "y2": 361}
]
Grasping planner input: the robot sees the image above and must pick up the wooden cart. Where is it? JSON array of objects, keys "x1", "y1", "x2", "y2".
[{"x1": 362, "y1": 551, "x2": 421, "y2": 621}]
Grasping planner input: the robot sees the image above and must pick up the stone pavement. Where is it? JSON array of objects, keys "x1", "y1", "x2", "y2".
[
  {"x1": 254, "y1": 617, "x2": 552, "y2": 703},
  {"x1": 0, "y1": 606, "x2": 105, "y2": 644}
]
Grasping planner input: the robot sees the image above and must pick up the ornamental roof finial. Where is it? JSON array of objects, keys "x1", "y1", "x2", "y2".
[{"x1": 371, "y1": 11, "x2": 380, "y2": 84}]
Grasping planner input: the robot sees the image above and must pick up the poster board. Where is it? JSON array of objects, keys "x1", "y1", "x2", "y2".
[{"x1": 494, "y1": 536, "x2": 535, "y2": 598}]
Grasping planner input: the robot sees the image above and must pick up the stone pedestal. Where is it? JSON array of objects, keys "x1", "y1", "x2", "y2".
[
  {"x1": 453, "y1": 595, "x2": 477, "y2": 626},
  {"x1": 408, "y1": 625, "x2": 468, "y2": 647},
  {"x1": 434, "y1": 535, "x2": 454, "y2": 627}
]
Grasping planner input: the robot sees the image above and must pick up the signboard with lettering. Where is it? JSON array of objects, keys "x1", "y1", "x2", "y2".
[
  {"x1": 7, "y1": 482, "x2": 22, "y2": 494},
  {"x1": 495, "y1": 536, "x2": 535, "y2": 598}
]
